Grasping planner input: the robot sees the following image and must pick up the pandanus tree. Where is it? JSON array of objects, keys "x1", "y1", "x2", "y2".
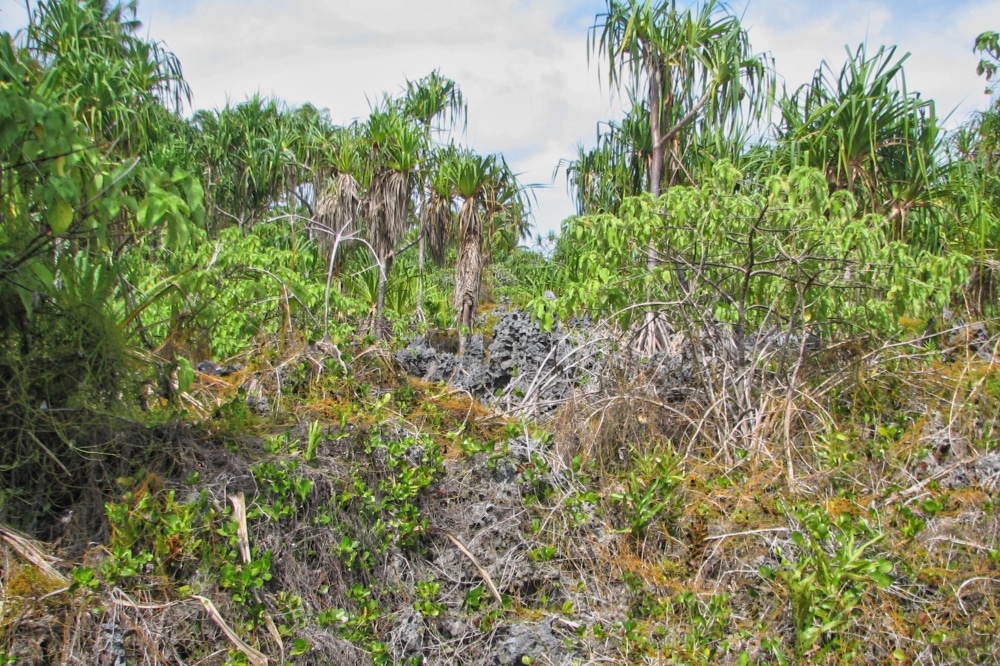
[
  {"x1": 974, "y1": 31, "x2": 1000, "y2": 171},
  {"x1": 566, "y1": 102, "x2": 652, "y2": 216},
  {"x1": 588, "y1": 0, "x2": 773, "y2": 353},
  {"x1": 194, "y1": 95, "x2": 305, "y2": 232},
  {"x1": 4, "y1": 0, "x2": 200, "y2": 259},
  {"x1": 400, "y1": 70, "x2": 466, "y2": 317},
  {"x1": 314, "y1": 125, "x2": 368, "y2": 336},
  {"x1": 420, "y1": 146, "x2": 458, "y2": 269},
  {"x1": 25, "y1": 0, "x2": 190, "y2": 156},
  {"x1": 777, "y1": 45, "x2": 942, "y2": 244},
  {"x1": 314, "y1": 125, "x2": 366, "y2": 267},
  {"x1": 590, "y1": 0, "x2": 772, "y2": 201},
  {"x1": 288, "y1": 103, "x2": 336, "y2": 208},
  {"x1": 450, "y1": 151, "x2": 495, "y2": 353},
  {"x1": 13, "y1": 0, "x2": 196, "y2": 258},
  {"x1": 363, "y1": 105, "x2": 423, "y2": 340},
  {"x1": 449, "y1": 151, "x2": 529, "y2": 353}
]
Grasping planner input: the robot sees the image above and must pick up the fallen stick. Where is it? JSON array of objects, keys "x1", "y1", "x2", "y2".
[{"x1": 429, "y1": 527, "x2": 503, "y2": 606}]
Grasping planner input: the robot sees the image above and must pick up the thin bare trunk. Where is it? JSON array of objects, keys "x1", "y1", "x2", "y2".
[
  {"x1": 417, "y1": 231, "x2": 426, "y2": 320},
  {"x1": 637, "y1": 65, "x2": 666, "y2": 355},
  {"x1": 649, "y1": 65, "x2": 664, "y2": 204},
  {"x1": 454, "y1": 201, "x2": 483, "y2": 355},
  {"x1": 367, "y1": 169, "x2": 409, "y2": 341},
  {"x1": 376, "y1": 267, "x2": 389, "y2": 341}
]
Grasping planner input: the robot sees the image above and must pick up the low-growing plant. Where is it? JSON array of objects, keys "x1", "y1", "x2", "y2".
[
  {"x1": 218, "y1": 548, "x2": 273, "y2": 607},
  {"x1": 250, "y1": 459, "x2": 313, "y2": 521},
  {"x1": 334, "y1": 535, "x2": 375, "y2": 571},
  {"x1": 528, "y1": 546, "x2": 558, "y2": 562},
  {"x1": 610, "y1": 448, "x2": 683, "y2": 539},
  {"x1": 414, "y1": 579, "x2": 445, "y2": 617},
  {"x1": 318, "y1": 584, "x2": 390, "y2": 664},
  {"x1": 760, "y1": 507, "x2": 894, "y2": 659},
  {"x1": 305, "y1": 420, "x2": 323, "y2": 462},
  {"x1": 463, "y1": 586, "x2": 486, "y2": 611}
]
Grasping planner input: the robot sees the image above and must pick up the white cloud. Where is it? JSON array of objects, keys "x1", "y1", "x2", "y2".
[{"x1": 741, "y1": 0, "x2": 999, "y2": 124}]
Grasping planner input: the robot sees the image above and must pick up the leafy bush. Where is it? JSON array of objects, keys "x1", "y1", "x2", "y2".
[{"x1": 547, "y1": 162, "x2": 968, "y2": 338}]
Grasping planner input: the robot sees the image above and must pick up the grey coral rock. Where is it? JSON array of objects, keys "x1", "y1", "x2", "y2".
[{"x1": 491, "y1": 619, "x2": 566, "y2": 666}]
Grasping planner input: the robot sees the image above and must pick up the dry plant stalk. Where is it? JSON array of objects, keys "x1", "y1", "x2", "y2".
[
  {"x1": 0, "y1": 523, "x2": 68, "y2": 585},
  {"x1": 111, "y1": 590, "x2": 270, "y2": 666},
  {"x1": 230, "y1": 493, "x2": 284, "y2": 664},
  {"x1": 430, "y1": 527, "x2": 503, "y2": 605}
]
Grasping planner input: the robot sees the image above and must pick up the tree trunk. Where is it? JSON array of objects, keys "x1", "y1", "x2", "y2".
[
  {"x1": 639, "y1": 66, "x2": 665, "y2": 354},
  {"x1": 416, "y1": 231, "x2": 426, "y2": 320},
  {"x1": 649, "y1": 65, "x2": 664, "y2": 204},
  {"x1": 375, "y1": 254, "x2": 393, "y2": 342},
  {"x1": 454, "y1": 229, "x2": 483, "y2": 355}
]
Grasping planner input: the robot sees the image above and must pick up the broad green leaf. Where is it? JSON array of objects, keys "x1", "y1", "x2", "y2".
[
  {"x1": 31, "y1": 262, "x2": 54, "y2": 288},
  {"x1": 164, "y1": 213, "x2": 192, "y2": 251},
  {"x1": 176, "y1": 357, "x2": 195, "y2": 394},
  {"x1": 48, "y1": 200, "x2": 73, "y2": 235}
]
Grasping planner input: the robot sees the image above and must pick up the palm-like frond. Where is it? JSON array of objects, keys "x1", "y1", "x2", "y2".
[
  {"x1": 402, "y1": 69, "x2": 467, "y2": 135},
  {"x1": 586, "y1": 0, "x2": 773, "y2": 203},
  {"x1": 26, "y1": 0, "x2": 190, "y2": 153},
  {"x1": 777, "y1": 44, "x2": 943, "y2": 239}
]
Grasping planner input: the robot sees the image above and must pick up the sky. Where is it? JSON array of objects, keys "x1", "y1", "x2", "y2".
[{"x1": 3, "y1": 0, "x2": 999, "y2": 239}]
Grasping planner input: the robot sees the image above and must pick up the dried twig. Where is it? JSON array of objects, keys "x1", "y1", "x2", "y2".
[{"x1": 429, "y1": 527, "x2": 504, "y2": 606}]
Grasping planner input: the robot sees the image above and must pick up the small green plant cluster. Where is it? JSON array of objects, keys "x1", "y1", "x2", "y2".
[
  {"x1": 92, "y1": 472, "x2": 278, "y2": 636},
  {"x1": 414, "y1": 579, "x2": 445, "y2": 617},
  {"x1": 218, "y1": 548, "x2": 273, "y2": 615},
  {"x1": 609, "y1": 448, "x2": 684, "y2": 538},
  {"x1": 521, "y1": 452, "x2": 553, "y2": 502},
  {"x1": 333, "y1": 535, "x2": 374, "y2": 570},
  {"x1": 249, "y1": 459, "x2": 314, "y2": 521},
  {"x1": 759, "y1": 506, "x2": 894, "y2": 660},
  {"x1": 318, "y1": 584, "x2": 391, "y2": 665},
  {"x1": 583, "y1": 588, "x2": 748, "y2": 663},
  {"x1": 334, "y1": 433, "x2": 444, "y2": 570},
  {"x1": 563, "y1": 486, "x2": 600, "y2": 528},
  {"x1": 100, "y1": 474, "x2": 210, "y2": 583},
  {"x1": 262, "y1": 421, "x2": 325, "y2": 461},
  {"x1": 669, "y1": 592, "x2": 749, "y2": 664}
]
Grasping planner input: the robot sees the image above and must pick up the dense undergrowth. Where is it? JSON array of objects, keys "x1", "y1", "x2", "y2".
[
  {"x1": 3, "y1": 1, "x2": 1000, "y2": 664},
  {"x1": 4, "y1": 314, "x2": 1000, "y2": 665}
]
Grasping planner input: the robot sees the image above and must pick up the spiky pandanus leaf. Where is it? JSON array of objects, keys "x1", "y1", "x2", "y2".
[
  {"x1": 482, "y1": 156, "x2": 530, "y2": 259},
  {"x1": 403, "y1": 69, "x2": 467, "y2": 134},
  {"x1": 777, "y1": 44, "x2": 942, "y2": 242},
  {"x1": 422, "y1": 169, "x2": 454, "y2": 267}
]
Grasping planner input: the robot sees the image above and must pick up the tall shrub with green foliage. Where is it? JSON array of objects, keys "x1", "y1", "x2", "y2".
[{"x1": 547, "y1": 161, "x2": 968, "y2": 338}]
